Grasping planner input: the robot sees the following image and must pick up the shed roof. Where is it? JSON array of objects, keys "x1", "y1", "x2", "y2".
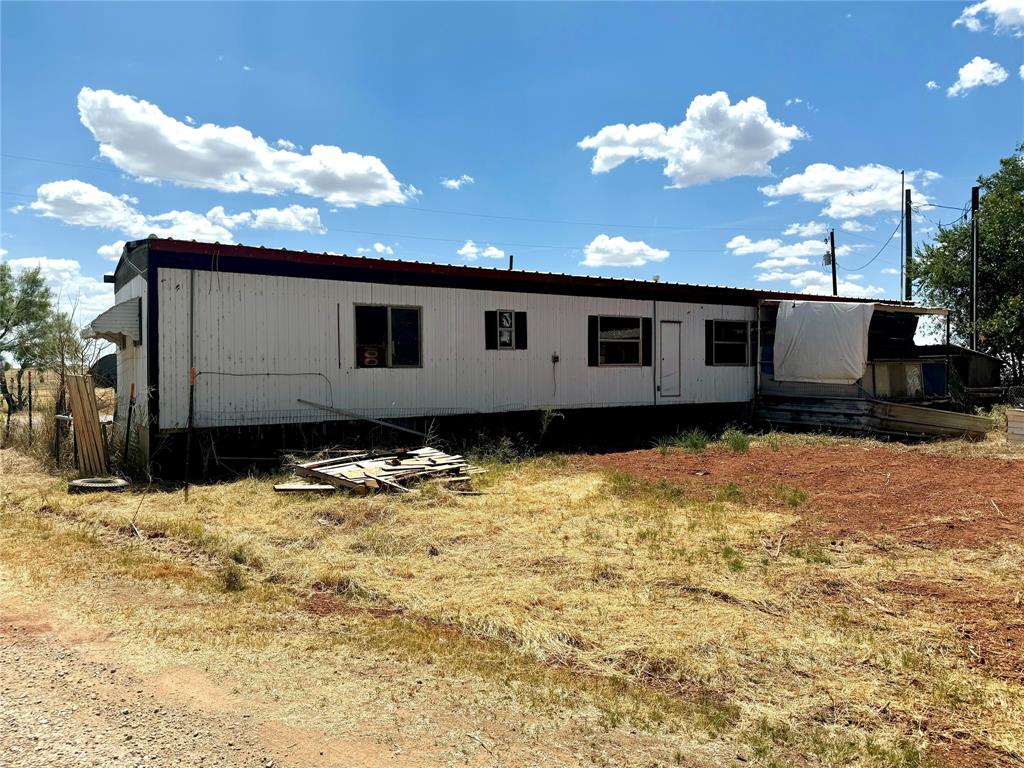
[{"x1": 114, "y1": 237, "x2": 923, "y2": 310}]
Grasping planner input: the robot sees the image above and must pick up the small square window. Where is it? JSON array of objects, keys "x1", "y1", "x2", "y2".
[
  {"x1": 355, "y1": 305, "x2": 422, "y2": 368},
  {"x1": 497, "y1": 310, "x2": 515, "y2": 348},
  {"x1": 486, "y1": 310, "x2": 526, "y2": 350},
  {"x1": 707, "y1": 320, "x2": 752, "y2": 366}
]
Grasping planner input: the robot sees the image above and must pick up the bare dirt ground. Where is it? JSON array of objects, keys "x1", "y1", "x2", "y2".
[
  {"x1": 582, "y1": 443, "x2": 1024, "y2": 549},
  {"x1": 0, "y1": 602, "x2": 417, "y2": 768}
]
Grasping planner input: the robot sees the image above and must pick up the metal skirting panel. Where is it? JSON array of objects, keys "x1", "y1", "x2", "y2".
[{"x1": 757, "y1": 396, "x2": 991, "y2": 438}]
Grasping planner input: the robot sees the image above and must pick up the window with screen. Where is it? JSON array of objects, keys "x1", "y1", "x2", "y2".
[
  {"x1": 705, "y1": 320, "x2": 753, "y2": 366},
  {"x1": 484, "y1": 310, "x2": 527, "y2": 350},
  {"x1": 587, "y1": 315, "x2": 652, "y2": 367},
  {"x1": 355, "y1": 305, "x2": 421, "y2": 368}
]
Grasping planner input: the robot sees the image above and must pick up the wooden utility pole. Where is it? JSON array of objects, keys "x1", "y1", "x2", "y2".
[
  {"x1": 904, "y1": 188, "x2": 913, "y2": 301},
  {"x1": 971, "y1": 185, "x2": 980, "y2": 350},
  {"x1": 829, "y1": 229, "x2": 838, "y2": 296}
]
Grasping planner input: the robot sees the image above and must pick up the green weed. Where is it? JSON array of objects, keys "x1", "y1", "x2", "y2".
[{"x1": 720, "y1": 428, "x2": 751, "y2": 453}]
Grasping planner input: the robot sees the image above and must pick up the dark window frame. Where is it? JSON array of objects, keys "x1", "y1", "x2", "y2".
[
  {"x1": 496, "y1": 309, "x2": 515, "y2": 350},
  {"x1": 706, "y1": 319, "x2": 753, "y2": 367},
  {"x1": 354, "y1": 303, "x2": 423, "y2": 369},
  {"x1": 485, "y1": 310, "x2": 527, "y2": 351},
  {"x1": 597, "y1": 314, "x2": 643, "y2": 367}
]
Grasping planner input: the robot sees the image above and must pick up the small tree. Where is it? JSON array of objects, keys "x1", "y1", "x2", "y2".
[
  {"x1": 914, "y1": 145, "x2": 1024, "y2": 384},
  {"x1": 0, "y1": 264, "x2": 54, "y2": 411}
]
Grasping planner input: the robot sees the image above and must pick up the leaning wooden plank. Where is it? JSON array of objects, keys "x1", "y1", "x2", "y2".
[
  {"x1": 66, "y1": 378, "x2": 95, "y2": 473},
  {"x1": 67, "y1": 374, "x2": 107, "y2": 476},
  {"x1": 274, "y1": 481, "x2": 337, "y2": 493}
]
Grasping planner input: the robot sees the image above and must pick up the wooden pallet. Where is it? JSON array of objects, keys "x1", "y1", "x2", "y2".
[{"x1": 275, "y1": 447, "x2": 484, "y2": 494}]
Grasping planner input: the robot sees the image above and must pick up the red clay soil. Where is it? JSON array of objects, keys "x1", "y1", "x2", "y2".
[
  {"x1": 880, "y1": 576, "x2": 1024, "y2": 685},
  {"x1": 581, "y1": 445, "x2": 1024, "y2": 549}
]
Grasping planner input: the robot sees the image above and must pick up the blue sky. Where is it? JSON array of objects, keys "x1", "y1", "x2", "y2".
[{"x1": 2, "y1": 1, "x2": 1021, "y2": 321}]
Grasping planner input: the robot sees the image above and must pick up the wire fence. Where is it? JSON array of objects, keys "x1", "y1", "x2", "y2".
[{"x1": 1009, "y1": 386, "x2": 1024, "y2": 408}]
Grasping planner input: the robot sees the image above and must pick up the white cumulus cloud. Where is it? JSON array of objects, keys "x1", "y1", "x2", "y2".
[
  {"x1": 29, "y1": 179, "x2": 326, "y2": 242},
  {"x1": 759, "y1": 163, "x2": 939, "y2": 219},
  {"x1": 755, "y1": 255, "x2": 812, "y2": 269},
  {"x1": 725, "y1": 235, "x2": 782, "y2": 255},
  {"x1": 840, "y1": 220, "x2": 875, "y2": 232},
  {"x1": 881, "y1": 267, "x2": 900, "y2": 275},
  {"x1": 97, "y1": 241, "x2": 126, "y2": 261},
  {"x1": 456, "y1": 240, "x2": 505, "y2": 261},
  {"x1": 953, "y1": 0, "x2": 1024, "y2": 34},
  {"x1": 578, "y1": 92, "x2": 804, "y2": 188},
  {"x1": 357, "y1": 242, "x2": 395, "y2": 256},
  {"x1": 77, "y1": 87, "x2": 414, "y2": 207},
  {"x1": 441, "y1": 174, "x2": 475, "y2": 190},
  {"x1": 248, "y1": 205, "x2": 324, "y2": 233},
  {"x1": 947, "y1": 56, "x2": 1009, "y2": 96},
  {"x1": 783, "y1": 221, "x2": 827, "y2": 237},
  {"x1": 581, "y1": 234, "x2": 669, "y2": 267},
  {"x1": 728, "y1": 236, "x2": 844, "y2": 260},
  {"x1": 926, "y1": 80, "x2": 940, "y2": 90},
  {"x1": 754, "y1": 268, "x2": 883, "y2": 298}
]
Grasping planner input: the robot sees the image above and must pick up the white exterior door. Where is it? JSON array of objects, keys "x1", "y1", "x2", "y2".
[{"x1": 660, "y1": 321, "x2": 681, "y2": 398}]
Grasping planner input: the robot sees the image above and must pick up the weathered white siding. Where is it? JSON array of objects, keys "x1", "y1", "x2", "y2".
[
  {"x1": 156, "y1": 267, "x2": 755, "y2": 430},
  {"x1": 113, "y1": 274, "x2": 149, "y2": 457},
  {"x1": 655, "y1": 302, "x2": 756, "y2": 404}
]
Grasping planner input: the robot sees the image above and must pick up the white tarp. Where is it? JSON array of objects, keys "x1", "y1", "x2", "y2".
[{"x1": 773, "y1": 301, "x2": 875, "y2": 384}]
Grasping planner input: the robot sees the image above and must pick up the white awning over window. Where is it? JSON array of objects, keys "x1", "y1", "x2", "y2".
[
  {"x1": 773, "y1": 301, "x2": 875, "y2": 384},
  {"x1": 81, "y1": 297, "x2": 141, "y2": 346}
]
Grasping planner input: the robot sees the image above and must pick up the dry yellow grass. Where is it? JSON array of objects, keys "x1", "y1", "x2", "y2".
[{"x1": 1, "y1": 440, "x2": 1022, "y2": 767}]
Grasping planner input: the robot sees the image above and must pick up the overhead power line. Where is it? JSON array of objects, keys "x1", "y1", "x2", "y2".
[
  {"x1": 912, "y1": 203, "x2": 969, "y2": 229},
  {"x1": 838, "y1": 219, "x2": 902, "y2": 272}
]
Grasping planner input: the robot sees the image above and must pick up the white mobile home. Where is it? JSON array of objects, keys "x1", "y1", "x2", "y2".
[{"x1": 82, "y1": 237, "x2": 986, "y2": 471}]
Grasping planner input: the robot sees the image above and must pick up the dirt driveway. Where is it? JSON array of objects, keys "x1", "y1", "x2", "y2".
[
  {"x1": 0, "y1": 601, "x2": 419, "y2": 768},
  {"x1": 582, "y1": 443, "x2": 1024, "y2": 549}
]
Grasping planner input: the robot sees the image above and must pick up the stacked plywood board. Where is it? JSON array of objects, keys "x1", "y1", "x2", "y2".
[
  {"x1": 1008, "y1": 409, "x2": 1024, "y2": 445},
  {"x1": 275, "y1": 447, "x2": 484, "y2": 494}
]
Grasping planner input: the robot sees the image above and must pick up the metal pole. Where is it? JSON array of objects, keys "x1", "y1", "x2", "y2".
[
  {"x1": 123, "y1": 383, "x2": 135, "y2": 464},
  {"x1": 899, "y1": 170, "x2": 905, "y2": 299},
  {"x1": 829, "y1": 229, "x2": 838, "y2": 296},
  {"x1": 971, "y1": 185, "x2": 980, "y2": 350},
  {"x1": 185, "y1": 368, "x2": 195, "y2": 496},
  {"x1": 904, "y1": 188, "x2": 913, "y2": 302}
]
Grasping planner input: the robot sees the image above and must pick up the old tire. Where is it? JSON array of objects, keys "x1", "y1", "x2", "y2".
[{"x1": 68, "y1": 477, "x2": 130, "y2": 494}]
